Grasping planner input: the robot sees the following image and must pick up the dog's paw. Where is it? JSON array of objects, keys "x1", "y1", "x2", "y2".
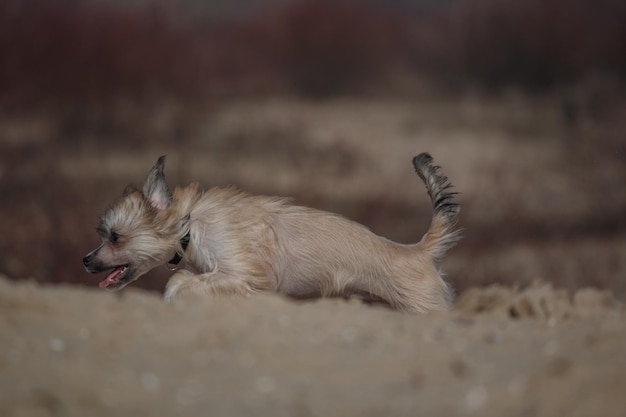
[{"x1": 163, "y1": 270, "x2": 197, "y2": 301}]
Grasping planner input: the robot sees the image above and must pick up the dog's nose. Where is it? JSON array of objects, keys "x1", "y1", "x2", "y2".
[{"x1": 83, "y1": 254, "x2": 92, "y2": 267}]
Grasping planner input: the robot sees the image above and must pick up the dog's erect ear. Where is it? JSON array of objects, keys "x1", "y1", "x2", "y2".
[{"x1": 143, "y1": 155, "x2": 172, "y2": 211}]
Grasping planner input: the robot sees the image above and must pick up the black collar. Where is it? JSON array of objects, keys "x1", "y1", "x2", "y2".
[{"x1": 168, "y1": 231, "x2": 190, "y2": 265}]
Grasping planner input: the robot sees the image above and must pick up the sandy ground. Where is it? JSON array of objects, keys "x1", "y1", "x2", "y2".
[{"x1": 1, "y1": 275, "x2": 625, "y2": 417}]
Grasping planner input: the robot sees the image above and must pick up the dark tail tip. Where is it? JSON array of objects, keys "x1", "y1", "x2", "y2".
[
  {"x1": 412, "y1": 153, "x2": 436, "y2": 187},
  {"x1": 413, "y1": 152, "x2": 433, "y2": 168},
  {"x1": 412, "y1": 152, "x2": 460, "y2": 221},
  {"x1": 412, "y1": 152, "x2": 461, "y2": 262}
]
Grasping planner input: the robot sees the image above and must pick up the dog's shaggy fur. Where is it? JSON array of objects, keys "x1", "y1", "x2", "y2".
[{"x1": 84, "y1": 154, "x2": 460, "y2": 313}]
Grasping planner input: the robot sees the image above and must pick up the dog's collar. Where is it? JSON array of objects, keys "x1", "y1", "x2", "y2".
[{"x1": 168, "y1": 231, "x2": 191, "y2": 266}]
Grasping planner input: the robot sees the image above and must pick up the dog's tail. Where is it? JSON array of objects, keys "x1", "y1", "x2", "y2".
[{"x1": 413, "y1": 153, "x2": 461, "y2": 264}]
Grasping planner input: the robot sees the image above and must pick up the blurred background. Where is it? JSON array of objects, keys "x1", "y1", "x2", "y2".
[{"x1": 1, "y1": 0, "x2": 625, "y2": 299}]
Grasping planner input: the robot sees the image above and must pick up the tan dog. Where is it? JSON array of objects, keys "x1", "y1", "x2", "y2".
[{"x1": 83, "y1": 153, "x2": 460, "y2": 313}]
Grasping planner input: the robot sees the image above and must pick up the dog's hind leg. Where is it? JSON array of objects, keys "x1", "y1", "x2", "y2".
[{"x1": 164, "y1": 270, "x2": 256, "y2": 302}]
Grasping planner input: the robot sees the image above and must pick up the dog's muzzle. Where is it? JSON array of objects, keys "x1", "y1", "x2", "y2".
[{"x1": 83, "y1": 251, "x2": 106, "y2": 273}]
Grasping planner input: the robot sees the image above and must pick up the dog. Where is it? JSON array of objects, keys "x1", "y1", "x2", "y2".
[{"x1": 83, "y1": 153, "x2": 460, "y2": 313}]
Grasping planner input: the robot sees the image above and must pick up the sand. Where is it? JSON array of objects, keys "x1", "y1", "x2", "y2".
[{"x1": 1, "y1": 275, "x2": 625, "y2": 417}]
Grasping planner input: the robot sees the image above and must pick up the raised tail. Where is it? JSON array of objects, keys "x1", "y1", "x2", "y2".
[{"x1": 412, "y1": 153, "x2": 461, "y2": 264}]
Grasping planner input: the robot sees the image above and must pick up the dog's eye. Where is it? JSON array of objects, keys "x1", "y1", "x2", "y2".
[{"x1": 110, "y1": 232, "x2": 120, "y2": 243}]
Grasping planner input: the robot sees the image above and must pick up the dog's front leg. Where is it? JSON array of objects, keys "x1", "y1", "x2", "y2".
[{"x1": 164, "y1": 269, "x2": 255, "y2": 302}]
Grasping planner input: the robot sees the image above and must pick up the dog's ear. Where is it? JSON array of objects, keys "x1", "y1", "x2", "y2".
[{"x1": 143, "y1": 155, "x2": 172, "y2": 211}]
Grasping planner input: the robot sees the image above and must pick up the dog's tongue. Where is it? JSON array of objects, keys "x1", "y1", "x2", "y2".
[{"x1": 99, "y1": 266, "x2": 126, "y2": 289}]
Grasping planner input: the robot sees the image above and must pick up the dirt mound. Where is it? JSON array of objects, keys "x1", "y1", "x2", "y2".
[
  {"x1": 456, "y1": 282, "x2": 622, "y2": 321},
  {"x1": 1, "y1": 276, "x2": 625, "y2": 417}
]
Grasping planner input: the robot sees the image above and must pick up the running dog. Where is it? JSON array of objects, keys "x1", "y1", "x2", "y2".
[{"x1": 83, "y1": 153, "x2": 460, "y2": 313}]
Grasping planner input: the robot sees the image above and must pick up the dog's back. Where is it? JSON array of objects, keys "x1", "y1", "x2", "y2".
[
  {"x1": 201, "y1": 153, "x2": 460, "y2": 312},
  {"x1": 270, "y1": 207, "x2": 456, "y2": 312}
]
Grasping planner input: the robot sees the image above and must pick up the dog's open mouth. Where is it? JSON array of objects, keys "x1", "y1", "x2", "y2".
[{"x1": 99, "y1": 265, "x2": 130, "y2": 289}]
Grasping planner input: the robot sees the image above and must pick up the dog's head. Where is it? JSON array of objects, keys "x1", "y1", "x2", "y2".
[{"x1": 83, "y1": 156, "x2": 188, "y2": 290}]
